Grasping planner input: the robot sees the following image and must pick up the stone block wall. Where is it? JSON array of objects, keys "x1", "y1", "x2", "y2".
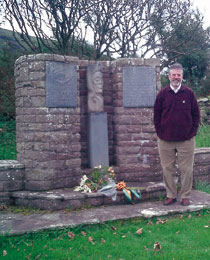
[
  {"x1": 15, "y1": 55, "x2": 163, "y2": 190},
  {"x1": 111, "y1": 59, "x2": 162, "y2": 182},
  {"x1": 79, "y1": 58, "x2": 162, "y2": 183},
  {"x1": 194, "y1": 148, "x2": 210, "y2": 183},
  {"x1": 0, "y1": 160, "x2": 24, "y2": 204},
  {"x1": 15, "y1": 54, "x2": 81, "y2": 190},
  {"x1": 198, "y1": 97, "x2": 210, "y2": 124},
  {"x1": 13, "y1": 54, "x2": 210, "y2": 193}
]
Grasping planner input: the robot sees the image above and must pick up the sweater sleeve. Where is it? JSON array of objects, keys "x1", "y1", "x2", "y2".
[
  {"x1": 153, "y1": 92, "x2": 162, "y2": 138},
  {"x1": 191, "y1": 92, "x2": 200, "y2": 136}
]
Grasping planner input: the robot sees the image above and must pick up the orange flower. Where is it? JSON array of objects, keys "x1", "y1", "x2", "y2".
[{"x1": 116, "y1": 181, "x2": 126, "y2": 191}]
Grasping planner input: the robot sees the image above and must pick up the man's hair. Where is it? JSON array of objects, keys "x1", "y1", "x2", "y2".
[{"x1": 168, "y1": 63, "x2": 183, "y2": 74}]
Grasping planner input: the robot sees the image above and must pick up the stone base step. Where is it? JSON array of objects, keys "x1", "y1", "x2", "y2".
[{"x1": 10, "y1": 182, "x2": 166, "y2": 210}]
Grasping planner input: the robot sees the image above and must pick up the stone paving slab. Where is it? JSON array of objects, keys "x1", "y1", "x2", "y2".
[{"x1": 0, "y1": 190, "x2": 210, "y2": 236}]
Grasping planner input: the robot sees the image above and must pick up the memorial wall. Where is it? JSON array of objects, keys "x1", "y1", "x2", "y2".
[{"x1": 15, "y1": 54, "x2": 162, "y2": 191}]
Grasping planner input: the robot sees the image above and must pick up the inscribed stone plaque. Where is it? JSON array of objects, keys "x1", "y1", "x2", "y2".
[
  {"x1": 123, "y1": 66, "x2": 156, "y2": 107},
  {"x1": 88, "y1": 112, "x2": 109, "y2": 168},
  {"x1": 46, "y1": 61, "x2": 77, "y2": 108}
]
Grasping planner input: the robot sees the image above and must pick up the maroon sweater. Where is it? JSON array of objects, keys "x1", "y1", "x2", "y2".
[{"x1": 154, "y1": 85, "x2": 200, "y2": 141}]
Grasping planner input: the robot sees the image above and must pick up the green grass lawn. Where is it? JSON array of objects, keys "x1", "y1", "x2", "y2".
[
  {"x1": 0, "y1": 119, "x2": 16, "y2": 160},
  {"x1": 196, "y1": 123, "x2": 210, "y2": 148},
  {"x1": 0, "y1": 209, "x2": 210, "y2": 260}
]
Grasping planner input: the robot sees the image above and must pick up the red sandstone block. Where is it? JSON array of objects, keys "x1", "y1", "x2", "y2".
[
  {"x1": 114, "y1": 115, "x2": 131, "y2": 124},
  {"x1": 141, "y1": 147, "x2": 159, "y2": 155},
  {"x1": 130, "y1": 116, "x2": 152, "y2": 125},
  {"x1": 194, "y1": 153, "x2": 210, "y2": 164},
  {"x1": 112, "y1": 73, "x2": 122, "y2": 84},
  {"x1": 193, "y1": 165, "x2": 210, "y2": 175},
  {"x1": 29, "y1": 61, "x2": 45, "y2": 71},
  {"x1": 113, "y1": 82, "x2": 123, "y2": 91},
  {"x1": 113, "y1": 100, "x2": 123, "y2": 107},
  {"x1": 119, "y1": 164, "x2": 150, "y2": 173},
  {"x1": 116, "y1": 146, "x2": 140, "y2": 155},
  {"x1": 132, "y1": 133, "x2": 152, "y2": 140},
  {"x1": 142, "y1": 125, "x2": 156, "y2": 133},
  {"x1": 114, "y1": 134, "x2": 132, "y2": 142},
  {"x1": 79, "y1": 70, "x2": 86, "y2": 79}
]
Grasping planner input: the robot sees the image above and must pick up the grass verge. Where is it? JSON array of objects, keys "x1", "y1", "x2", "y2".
[
  {"x1": 0, "y1": 119, "x2": 16, "y2": 160},
  {"x1": 196, "y1": 123, "x2": 210, "y2": 148},
  {"x1": 0, "y1": 210, "x2": 210, "y2": 260}
]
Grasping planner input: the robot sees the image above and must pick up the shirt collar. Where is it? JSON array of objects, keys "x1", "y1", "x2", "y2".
[{"x1": 170, "y1": 84, "x2": 182, "y2": 93}]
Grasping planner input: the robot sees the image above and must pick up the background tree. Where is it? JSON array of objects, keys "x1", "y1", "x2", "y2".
[
  {"x1": 2, "y1": 0, "x2": 206, "y2": 62},
  {"x1": 1, "y1": 0, "x2": 210, "y2": 97},
  {"x1": 3, "y1": 0, "x2": 91, "y2": 55},
  {"x1": 0, "y1": 0, "x2": 5, "y2": 26}
]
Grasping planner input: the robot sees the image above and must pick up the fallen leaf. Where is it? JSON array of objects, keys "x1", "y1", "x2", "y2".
[
  {"x1": 68, "y1": 231, "x2": 75, "y2": 240},
  {"x1": 113, "y1": 232, "x2": 117, "y2": 235},
  {"x1": 179, "y1": 215, "x2": 183, "y2": 219},
  {"x1": 122, "y1": 235, "x2": 126, "y2": 238},
  {"x1": 176, "y1": 231, "x2": 180, "y2": 234},
  {"x1": 111, "y1": 226, "x2": 117, "y2": 230},
  {"x1": 188, "y1": 214, "x2": 192, "y2": 219},
  {"x1": 153, "y1": 242, "x2": 162, "y2": 251},
  {"x1": 156, "y1": 218, "x2": 167, "y2": 224},
  {"x1": 148, "y1": 221, "x2": 153, "y2": 225},
  {"x1": 107, "y1": 255, "x2": 112, "y2": 258},
  {"x1": 3, "y1": 250, "x2": 7, "y2": 256},
  {"x1": 88, "y1": 236, "x2": 95, "y2": 244},
  {"x1": 135, "y1": 228, "x2": 143, "y2": 235},
  {"x1": 0, "y1": 205, "x2": 7, "y2": 211},
  {"x1": 101, "y1": 238, "x2": 106, "y2": 243},
  {"x1": 144, "y1": 246, "x2": 149, "y2": 251},
  {"x1": 81, "y1": 231, "x2": 87, "y2": 237},
  {"x1": 204, "y1": 225, "x2": 209, "y2": 228},
  {"x1": 35, "y1": 254, "x2": 41, "y2": 260}
]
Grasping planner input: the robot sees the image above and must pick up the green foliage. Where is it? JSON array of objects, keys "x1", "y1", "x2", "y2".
[
  {"x1": 85, "y1": 165, "x2": 116, "y2": 192},
  {"x1": 160, "y1": 74, "x2": 169, "y2": 88},
  {"x1": 195, "y1": 181, "x2": 210, "y2": 194},
  {"x1": 0, "y1": 210, "x2": 210, "y2": 259},
  {"x1": 0, "y1": 118, "x2": 16, "y2": 159},
  {"x1": 0, "y1": 49, "x2": 20, "y2": 119},
  {"x1": 195, "y1": 124, "x2": 210, "y2": 148}
]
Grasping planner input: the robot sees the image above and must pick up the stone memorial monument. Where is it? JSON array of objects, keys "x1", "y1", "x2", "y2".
[
  {"x1": 87, "y1": 64, "x2": 109, "y2": 168},
  {"x1": 87, "y1": 63, "x2": 104, "y2": 112}
]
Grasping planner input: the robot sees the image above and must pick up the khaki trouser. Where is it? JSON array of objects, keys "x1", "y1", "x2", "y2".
[{"x1": 158, "y1": 137, "x2": 195, "y2": 199}]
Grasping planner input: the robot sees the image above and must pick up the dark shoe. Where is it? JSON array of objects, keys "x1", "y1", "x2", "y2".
[
  {"x1": 181, "y1": 198, "x2": 190, "y2": 206},
  {"x1": 163, "y1": 198, "x2": 177, "y2": 206}
]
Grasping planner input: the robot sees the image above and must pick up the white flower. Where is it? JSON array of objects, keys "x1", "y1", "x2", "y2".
[
  {"x1": 94, "y1": 165, "x2": 102, "y2": 169},
  {"x1": 74, "y1": 175, "x2": 92, "y2": 193},
  {"x1": 80, "y1": 175, "x2": 88, "y2": 186}
]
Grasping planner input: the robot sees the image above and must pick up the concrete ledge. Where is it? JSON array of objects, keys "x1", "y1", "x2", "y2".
[
  {"x1": 11, "y1": 182, "x2": 166, "y2": 210},
  {"x1": 0, "y1": 160, "x2": 25, "y2": 204},
  {"x1": 0, "y1": 190, "x2": 209, "y2": 235}
]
